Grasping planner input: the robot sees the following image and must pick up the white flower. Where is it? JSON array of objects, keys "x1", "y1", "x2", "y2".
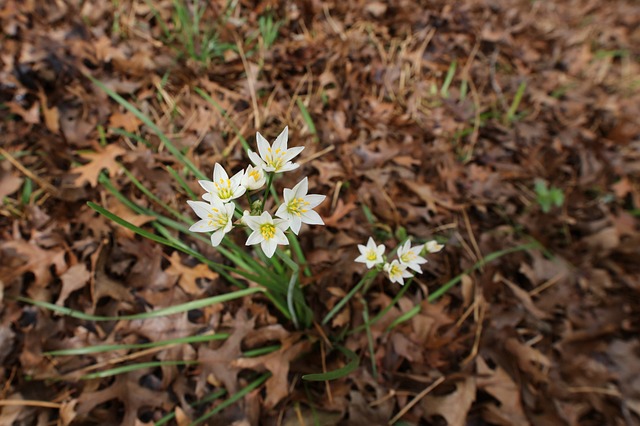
[
  {"x1": 247, "y1": 126, "x2": 304, "y2": 173},
  {"x1": 187, "y1": 198, "x2": 235, "y2": 247},
  {"x1": 383, "y1": 260, "x2": 413, "y2": 285},
  {"x1": 396, "y1": 240, "x2": 428, "y2": 273},
  {"x1": 241, "y1": 164, "x2": 266, "y2": 191},
  {"x1": 425, "y1": 240, "x2": 444, "y2": 253},
  {"x1": 275, "y1": 177, "x2": 325, "y2": 235},
  {"x1": 355, "y1": 237, "x2": 385, "y2": 269},
  {"x1": 244, "y1": 211, "x2": 289, "y2": 258},
  {"x1": 199, "y1": 163, "x2": 246, "y2": 203}
]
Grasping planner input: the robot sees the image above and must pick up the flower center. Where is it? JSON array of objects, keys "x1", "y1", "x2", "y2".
[
  {"x1": 286, "y1": 197, "x2": 309, "y2": 216},
  {"x1": 249, "y1": 169, "x2": 261, "y2": 181},
  {"x1": 366, "y1": 251, "x2": 378, "y2": 261},
  {"x1": 389, "y1": 264, "x2": 402, "y2": 278},
  {"x1": 266, "y1": 147, "x2": 284, "y2": 170},
  {"x1": 207, "y1": 210, "x2": 228, "y2": 228},
  {"x1": 214, "y1": 178, "x2": 233, "y2": 200},
  {"x1": 400, "y1": 251, "x2": 416, "y2": 263},
  {"x1": 260, "y1": 223, "x2": 276, "y2": 240}
]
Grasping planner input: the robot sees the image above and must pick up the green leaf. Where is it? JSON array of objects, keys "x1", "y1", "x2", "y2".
[
  {"x1": 17, "y1": 286, "x2": 263, "y2": 322},
  {"x1": 302, "y1": 346, "x2": 359, "y2": 381},
  {"x1": 191, "y1": 373, "x2": 271, "y2": 425},
  {"x1": 81, "y1": 360, "x2": 197, "y2": 380},
  {"x1": 45, "y1": 333, "x2": 229, "y2": 356}
]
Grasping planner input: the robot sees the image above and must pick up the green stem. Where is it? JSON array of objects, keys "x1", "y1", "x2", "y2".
[
  {"x1": 322, "y1": 269, "x2": 378, "y2": 326},
  {"x1": 276, "y1": 249, "x2": 301, "y2": 329},
  {"x1": 260, "y1": 172, "x2": 274, "y2": 213}
]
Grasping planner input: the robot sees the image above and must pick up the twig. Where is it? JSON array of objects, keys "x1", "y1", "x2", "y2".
[
  {"x1": 0, "y1": 147, "x2": 60, "y2": 197},
  {"x1": 388, "y1": 376, "x2": 445, "y2": 425}
]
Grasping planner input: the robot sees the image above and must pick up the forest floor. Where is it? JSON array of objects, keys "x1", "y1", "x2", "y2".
[{"x1": 1, "y1": 0, "x2": 639, "y2": 425}]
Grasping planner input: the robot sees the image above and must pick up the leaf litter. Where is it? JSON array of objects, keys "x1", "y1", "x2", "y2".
[{"x1": 0, "y1": 0, "x2": 639, "y2": 424}]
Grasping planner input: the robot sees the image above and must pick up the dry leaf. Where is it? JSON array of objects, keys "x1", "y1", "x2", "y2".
[
  {"x1": 71, "y1": 144, "x2": 126, "y2": 187},
  {"x1": 56, "y1": 263, "x2": 91, "y2": 306},
  {"x1": 165, "y1": 252, "x2": 219, "y2": 295},
  {"x1": 421, "y1": 377, "x2": 476, "y2": 426}
]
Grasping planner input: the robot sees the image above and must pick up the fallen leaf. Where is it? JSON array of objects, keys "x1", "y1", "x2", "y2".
[
  {"x1": 71, "y1": 143, "x2": 126, "y2": 187},
  {"x1": 165, "y1": 252, "x2": 219, "y2": 295},
  {"x1": 56, "y1": 263, "x2": 91, "y2": 306},
  {"x1": 421, "y1": 377, "x2": 476, "y2": 426}
]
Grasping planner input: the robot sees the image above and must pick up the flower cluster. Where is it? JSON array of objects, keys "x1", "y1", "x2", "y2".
[
  {"x1": 187, "y1": 127, "x2": 326, "y2": 258},
  {"x1": 355, "y1": 237, "x2": 444, "y2": 285}
]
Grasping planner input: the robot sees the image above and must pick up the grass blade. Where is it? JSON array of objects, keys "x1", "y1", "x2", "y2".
[
  {"x1": 86, "y1": 74, "x2": 206, "y2": 180},
  {"x1": 45, "y1": 333, "x2": 230, "y2": 356},
  {"x1": 302, "y1": 346, "x2": 359, "y2": 381},
  {"x1": 81, "y1": 360, "x2": 197, "y2": 380},
  {"x1": 322, "y1": 270, "x2": 377, "y2": 325},
  {"x1": 17, "y1": 287, "x2": 263, "y2": 322},
  {"x1": 191, "y1": 373, "x2": 271, "y2": 425}
]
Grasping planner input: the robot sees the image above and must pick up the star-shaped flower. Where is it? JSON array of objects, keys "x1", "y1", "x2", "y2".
[
  {"x1": 244, "y1": 211, "x2": 289, "y2": 258},
  {"x1": 396, "y1": 240, "x2": 428, "y2": 273},
  {"x1": 247, "y1": 126, "x2": 304, "y2": 173},
  {"x1": 241, "y1": 164, "x2": 266, "y2": 191},
  {"x1": 425, "y1": 240, "x2": 444, "y2": 253},
  {"x1": 199, "y1": 163, "x2": 246, "y2": 203},
  {"x1": 383, "y1": 260, "x2": 413, "y2": 285},
  {"x1": 275, "y1": 177, "x2": 325, "y2": 235},
  {"x1": 187, "y1": 198, "x2": 235, "y2": 247},
  {"x1": 355, "y1": 237, "x2": 385, "y2": 269}
]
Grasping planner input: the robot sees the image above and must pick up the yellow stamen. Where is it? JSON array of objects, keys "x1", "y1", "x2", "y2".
[
  {"x1": 260, "y1": 223, "x2": 276, "y2": 240},
  {"x1": 286, "y1": 197, "x2": 308, "y2": 216}
]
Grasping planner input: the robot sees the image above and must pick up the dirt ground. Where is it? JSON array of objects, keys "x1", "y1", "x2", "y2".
[{"x1": 1, "y1": 0, "x2": 639, "y2": 425}]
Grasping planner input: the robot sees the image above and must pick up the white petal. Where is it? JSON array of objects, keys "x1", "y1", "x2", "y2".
[
  {"x1": 198, "y1": 180, "x2": 215, "y2": 193},
  {"x1": 230, "y1": 169, "x2": 244, "y2": 187},
  {"x1": 281, "y1": 145, "x2": 304, "y2": 162},
  {"x1": 243, "y1": 215, "x2": 260, "y2": 231},
  {"x1": 231, "y1": 186, "x2": 246, "y2": 199},
  {"x1": 376, "y1": 244, "x2": 386, "y2": 256},
  {"x1": 210, "y1": 230, "x2": 226, "y2": 246},
  {"x1": 274, "y1": 228, "x2": 289, "y2": 245},
  {"x1": 405, "y1": 263, "x2": 422, "y2": 273},
  {"x1": 262, "y1": 239, "x2": 277, "y2": 258},
  {"x1": 272, "y1": 126, "x2": 288, "y2": 151},
  {"x1": 304, "y1": 194, "x2": 326, "y2": 208},
  {"x1": 259, "y1": 211, "x2": 273, "y2": 223},
  {"x1": 213, "y1": 163, "x2": 228, "y2": 182},
  {"x1": 357, "y1": 244, "x2": 368, "y2": 255},
  {"x1": 275, "y1": 203, "x2": 289, "y2": 219},
  {"x1": 202, "y1": 192, "x2": 212, "y2": 202},
  {"x1": 256, "y1": 132, "x2": 270, "y2": 160},
  {"x1": 277, "y1": 162, "x2": 299, "y2": 172},
  {"x1": 355, "y1": 253, "x2": 368, "y2": 264},
  {"x1": 187, "y1": 200, "x2": 212, "y2": 219},
  {"x1": 248, "y1": 150, "x2": 265, "y2": 168},
  {"x1": 292, "y1": 177, "x2": 308, "y2": 198},
  {"x1": 246, "y1": 230, "x2": 263, "y2": 246},
  {"x1": 301, "y1": 210, "x2": 324, "y2": 225},
  {"x1": 189, "y1": 219, "x2": 215, "y2": 233},
  {"x1": 289, "y1": 215, "x2": 302, "y2": 235}
]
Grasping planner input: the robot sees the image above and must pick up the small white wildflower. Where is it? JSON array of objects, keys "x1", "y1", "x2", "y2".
[
  {"x1": 187, "y1": 198, "x2": 235, "y2": 247},
  {"x1": 241, "y1": 164, "x2": 266, "y2": 191},
  {"x1": 425, "y1": 240, "x2": 444, "y2": 253},
  {"x1": 354, "y1": 237, "x2": 385, "y2": 269},
  {"x1": 383, "y1": 260, "x2": 413, "y2": 285},
  {"x1": 247, "y1": 126, "x2": 304, "y2": 173},
  {"x1": 199, "y1": 163, "x2": 246, "y2": 203},
  {"x1": 244, "y1": 211, "x2": 289, "y2": 258},
  {"x1": 396, "y1": 240, "x2": 428, "y2": 273},
  {"x1": 275, "y1": 177, "x2": 326, "y2": 235}
]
